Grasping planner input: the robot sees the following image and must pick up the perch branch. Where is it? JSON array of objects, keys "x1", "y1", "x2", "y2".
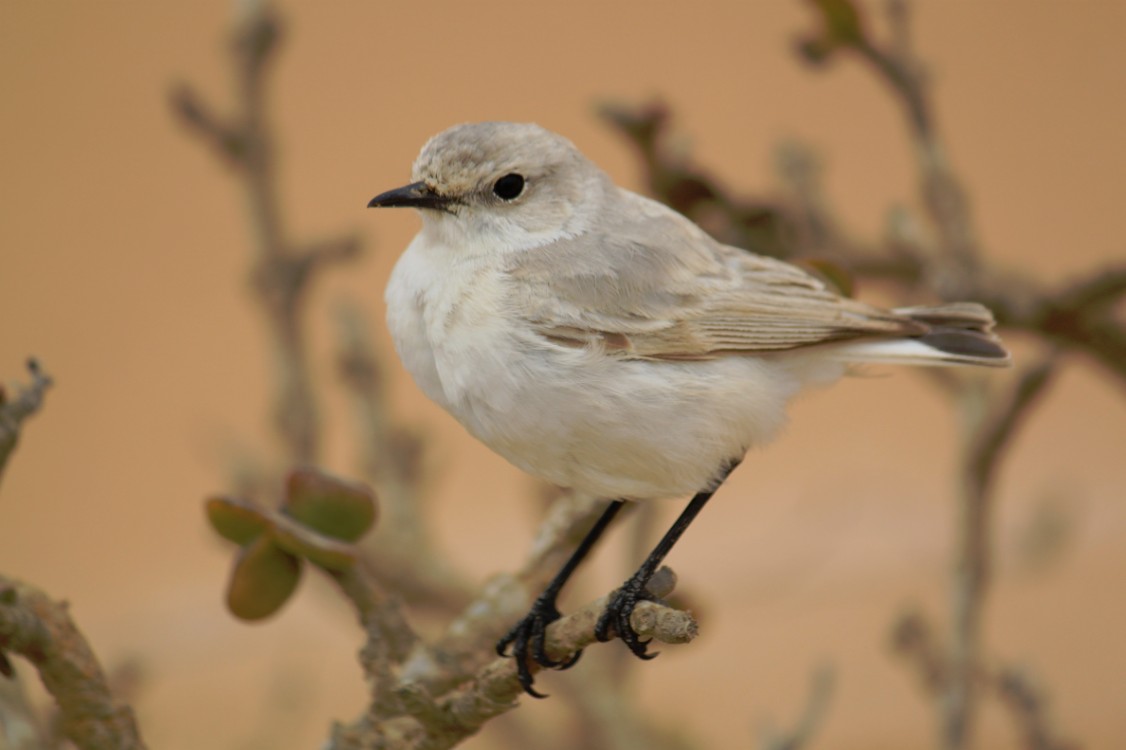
[{"x1": 330, "y1": 568, "x2": 695, "y2": 750}]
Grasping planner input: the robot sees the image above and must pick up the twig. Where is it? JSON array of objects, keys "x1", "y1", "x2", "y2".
[
  {"x1": 0, "y1": 359, "x2": 52, "y2": 486},
  {"x1": 0, "y1": 577, "x2": 147, "y2": 750},
  {"x1": 947, "y1": 358, "x2": 1058, "y2": 748},
  {"x1": 889, "y1": 609, "x2": 948, "y2": 694},
  {"x1": 330, "y1": 570, "x2": 696, "y2": 750},
  {"x1": 757, "y1": 663, "x2": 836, "y2": 750},
  {"x1": 334, "y1": 303, "x2": 473, "y2": 612},
  {"x1": 994, "y1": 667, "x2": 1079, "y2": 750},
  {"x1": 605, "y1": 4, "x2": 1115, "y2": 749},
  {"x1": 413, "y1": 493, "x2": 615, "y2": 693},
  {"x1": 172, "y1": 4, "x2": 361, "y2": 463}
]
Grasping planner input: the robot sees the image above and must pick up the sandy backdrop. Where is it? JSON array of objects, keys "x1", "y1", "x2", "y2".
[{"x1": 1, "y1": 2, "x2": 1124, "y2": 748}]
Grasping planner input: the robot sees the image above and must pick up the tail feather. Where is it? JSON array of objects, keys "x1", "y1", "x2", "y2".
[{"x1": 837, "y1": 302, "x2": 1010, "y2": 368}]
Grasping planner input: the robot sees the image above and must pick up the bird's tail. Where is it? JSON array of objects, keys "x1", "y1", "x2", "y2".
[{"x1": 836, "y1": 302, "x2": 1011, "y2": 368}]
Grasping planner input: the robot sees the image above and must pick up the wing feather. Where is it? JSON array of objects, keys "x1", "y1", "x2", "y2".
[{"x1": 504, "y1": 190, "x2": 923, "y2": 360}]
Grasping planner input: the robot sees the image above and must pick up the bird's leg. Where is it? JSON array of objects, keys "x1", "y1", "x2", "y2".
[
  {"x1": 497, "y1": 499, "x2": 625, "y2": 698},
  {"x1": 594, "y1": 459, "x2": 740, "y2": 658}
]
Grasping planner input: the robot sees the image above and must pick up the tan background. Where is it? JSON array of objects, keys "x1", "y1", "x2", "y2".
[{"x1": 2, "y1": 2, "x2": 1124, "y2": 748}]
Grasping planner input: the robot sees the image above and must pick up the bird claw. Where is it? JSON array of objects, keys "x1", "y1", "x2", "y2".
[
  {"x1": 497, "y1": 594, "x2": 583, "y2": 698},
  {"x1": 593, "y1": 577, "x2": 658, "y2": 660}
]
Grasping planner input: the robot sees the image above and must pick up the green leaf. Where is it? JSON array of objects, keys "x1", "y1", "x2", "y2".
[
  {"x1": 283, "y1": 467, "x2": 377, "y2": 542},
  {"x1": 226, "y1": 536, "x2": 302, "y2": 621},
  {"x1": 205, "y1": 495, "x2": 269, "y2": 545}
]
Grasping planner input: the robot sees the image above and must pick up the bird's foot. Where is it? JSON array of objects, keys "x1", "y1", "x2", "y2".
[
  {"x1": 496, "y1": 592, "x2": 582, "y2": 698},
  {"x1": 593, "y1": 572, "x2": 659, "y2": 660}
]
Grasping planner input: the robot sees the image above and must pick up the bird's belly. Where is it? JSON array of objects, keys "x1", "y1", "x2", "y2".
[
  {"x1": 443, "y1": 341, "x2": 802, "y2": 500},
  {"x1": 387, "y1": 247, "x2": 811, "y2": 501}
]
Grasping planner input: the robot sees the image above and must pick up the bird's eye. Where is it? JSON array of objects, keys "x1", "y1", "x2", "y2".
[{"x1": 492, "y1": 173, "x2": 525, "y2": 201}]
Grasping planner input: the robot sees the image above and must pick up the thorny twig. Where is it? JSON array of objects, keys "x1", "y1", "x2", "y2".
[
  {"x1": 0, "y1": 359, "x2": 52, "y2": 486},
  {"x1": 0, "y1": 576, "x2": 147, "y2": 750}
]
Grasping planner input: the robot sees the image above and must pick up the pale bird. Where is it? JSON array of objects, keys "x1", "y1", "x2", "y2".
[{"x1": 369, "y1": 122, "x2": 1008, "y2": 696}]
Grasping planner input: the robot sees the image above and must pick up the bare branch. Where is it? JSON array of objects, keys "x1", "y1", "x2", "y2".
[
  {"x1": 890, "y1": 609, "x2": 948, "y2": 694},
  {"x1": 757, "y1": 663, "x2": 835, "y2": 750},
  {"x1": 334, "y1": 304, "x2": 473, "y2": 612},
  {"x1": 0, "y1": 577, "x2": 147, "y2": 750},
  {"x1": 0, "y1": 359, "x2": 53, "y2": 486},
  {"x1": 994, "y1": 667, "x2": 1079, "y2": 750},
  {"x1": 330, "y1": 570, "x2": 696, "y2": 750},
  {"x1": 965, "y1": 358, "x2": 1058, "y2": 501},
  {"x1": 947, "y1": 358, "x2": 1058, "y2": 748},
  {"x1": 171, "y1": 2, "x2": 363, "y2": 464}
]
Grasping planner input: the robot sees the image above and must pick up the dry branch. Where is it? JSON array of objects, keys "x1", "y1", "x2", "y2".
[
  {"x1": 0, "y1": 576, "x2": 147, "y2": 750},
  {"x1": 330, "y1": 568, "x2": 696, "y2": 750},
  {"x1": 172, "y1": 7, "x2": 360, "y2": 464},
  {"x1": 604, "y1": 3, "x2": 1117, "y2": 749},
  {"x1": 0, "y1": 359, "x2": 52, "y2": 486},
  {"x1": 334, "y1": 304, "x2": 474, "y2": 612}
]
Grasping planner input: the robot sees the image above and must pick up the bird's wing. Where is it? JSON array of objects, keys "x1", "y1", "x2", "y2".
[{"x1": 504, "y1": 191, "x2": 922, "y2": 361}]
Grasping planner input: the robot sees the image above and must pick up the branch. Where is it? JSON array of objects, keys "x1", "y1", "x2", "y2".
[
  {"x1": 172, "y1": 3, "x2": 362, "y2": 464},
  {"x1": 329, "y1": 568, "x2": 696, "y2": 750},
  {"x1": 757, "y1": 663, "x2": 835, "y2": 750},
  {"x1": 994, "y1": 667, "x2": 1079, "y2": 750},
  {"x1": 0, "y1": 577, "x2": 147, "y2": 750},
  {"x1": 0, "y1": 359, "x2": 53, "y2": 486},
  {"x1": 334, "y1": 304, "x2": 473, "y2": 612},
  {"x1": 964, "y1": 358, "x2": 1058, "y2": 502},
  {"x1": 946, "y1": 358, "x2": 1058, "y2": 748},
  {"x1": 413, "y1": 494, "x2": 618, "y2": 693}
]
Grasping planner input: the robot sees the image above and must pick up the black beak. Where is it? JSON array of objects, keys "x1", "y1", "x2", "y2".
[{"x1": 367, "y1": 181, "x2": 453, "y2": 210}]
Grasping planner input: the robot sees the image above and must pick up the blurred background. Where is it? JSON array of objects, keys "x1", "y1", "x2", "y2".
[{"x1": 1, "y1": 2, "x2": 1124, "y2": 748}]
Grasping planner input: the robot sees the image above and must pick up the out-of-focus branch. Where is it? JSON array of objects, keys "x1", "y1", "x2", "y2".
[
  {"x1": 0, "y1": 674, "x2": 47, "y2": 750},
  {"x1": 335, "y1": 304, "x2": 473, "y2": 612},
  {"x1": 891, "y1": 611, "x2": 1078, "y2": 750},
  {"x1": 757, "y1": 664, "x2": 835, "y2": 750},
  {"x1": 947, "y1": 358, "x2": 1057, "y2": 748},
  {"x1": 0, "y1": 576, "x2": 147, "y2": 750},
  {"x1": 995, "y1": 667, "x2": 1079, "y2": 750},
  {"x1": 606, "y1": 4, "x2": 1112, "y2": 750},
  {"x1": 0, "y1": 359, "x2": 52, "y2": 486},
  {"x1": 171, "y1": 5, "x2": 360, "y2": 464}
]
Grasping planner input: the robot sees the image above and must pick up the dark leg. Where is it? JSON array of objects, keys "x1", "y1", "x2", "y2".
[
  {"x1": 497, "y1": 499, "x2": 625, "y2": 697},
  {"x1": 594, "y1": 460, "x2": 740, "y2": 657}
]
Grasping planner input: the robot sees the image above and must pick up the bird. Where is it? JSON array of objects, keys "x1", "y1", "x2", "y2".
[{"x1": 367, "y1": 121, "x2": 1009, "y2": 696}]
